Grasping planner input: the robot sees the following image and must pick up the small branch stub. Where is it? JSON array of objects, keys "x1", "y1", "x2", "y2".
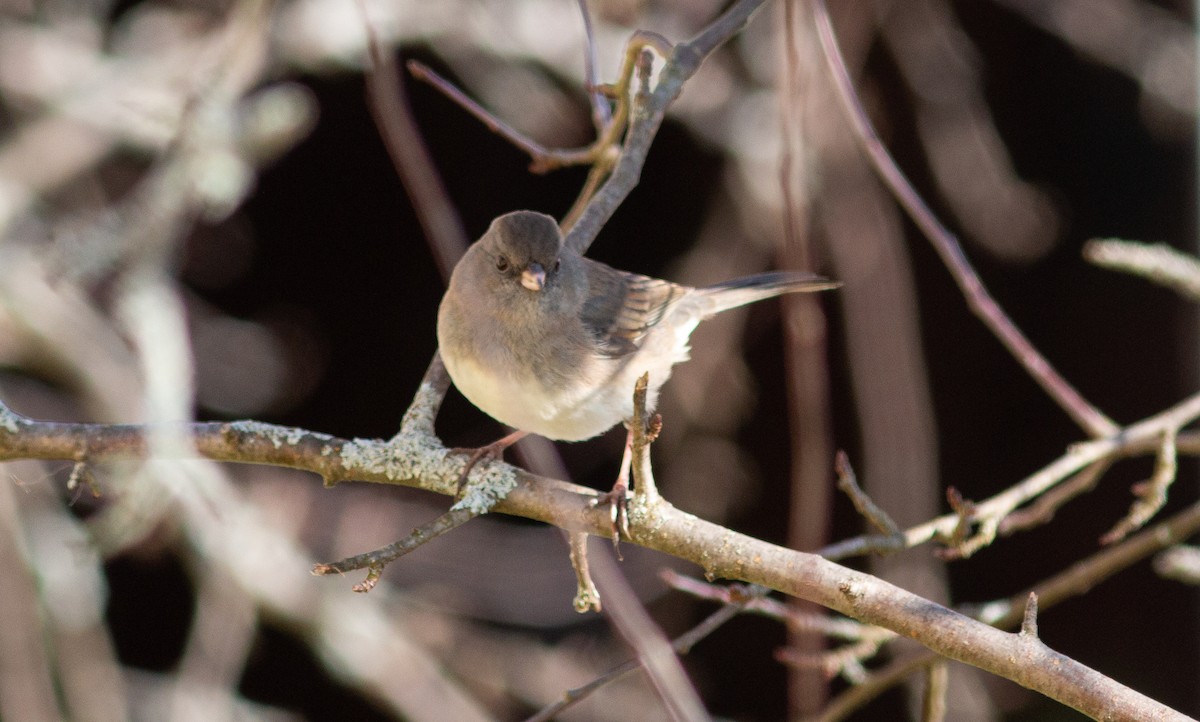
[
  {"x1": 568, "y1": 531, "x2": 601, "y2": 613},
  {"x1": 629, "y1": 372, "x2": 660, "y2": 502},
  {"x1": 1020, "y1": 592, "x2": 1039, "y2": 639}
]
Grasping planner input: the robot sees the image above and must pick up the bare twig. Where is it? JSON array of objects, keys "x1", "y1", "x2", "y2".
[
  {"x1": 525, "y1": 602, "x2": 741, "y2": 722},
  {"x1": 563, "y1": 0, "x2": 768, "y2": 255},
  {"x1": 629, "y1": 372, "x2": 660, "y2": 502},
  {"x1": 998, "y1": 459, "x2": 1112, "y2": 536},
  {"x1": 1101, "y1": 429, "x2": 1178, "y2": 544},
  {"x1": 820, "y1": 496, "x2": 1200, "y2": 721},
  {"x1": 312, "y1": 507, "x2": 479, "y2": 592},
  {"x1": 575, "y1": 0, "x2": 611, "y2": 131},
  {"x1": 814, "y1": 452, "x2": 906, "y2": 560},
  {"x1": 811, "y1": 0, "x2": 1118, "y2": 439},
  {"x1": 833, "y1": 451, "x2": 902, "y2": 538},
  {"x1": 406, "y1": 60, "x2": 600, "y2": 173},
  {"x1": 882, "y1": 391, "x2": 1200, "y2": 558},
  {"x1": 356, "y1": 1, "x2": 469, "y2": 280}
]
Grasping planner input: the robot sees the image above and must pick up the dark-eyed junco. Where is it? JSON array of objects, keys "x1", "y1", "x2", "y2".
[{"x1": 437, "y1": 210, "x2": 838, "y2": 487}]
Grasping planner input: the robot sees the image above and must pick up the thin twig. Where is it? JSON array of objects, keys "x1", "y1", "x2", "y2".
[
  {"x1": 810, "y1": 0, "x2": 1118, "y2": 439},
  {"x1": 1101, "y1": 429, "x2": 1178, "y2": 544},
  {"x1": 833, "y1": 451, "x2": 902, "y2": 538},
  {"x1": 524, "y1": 603, "x2": 741, "y2": 722},
  {"x1": 576, "y1": 0, "x2": 611, "y2": 131},
  {"x1": 814, "y1": 453, "x2": 905, "y2": 560},
  {"x1": 356, "y1": 1, "x2": 468, "y2": 280},
  {"x1": 891, "y1": 391, "x2": 1200, "y2": 558},
  {"x1": 998, "y1": 459, "x2": 1111, "y2": 536},
  {"x1": 629, "y1": 373, "x2": 660, "y2": 502},
  {"x1": 312, "y1": 507, "x2": 478, "y2": 592},
  {"x1": 406, "y1": 60, "x2": 599, "y2": 173}
]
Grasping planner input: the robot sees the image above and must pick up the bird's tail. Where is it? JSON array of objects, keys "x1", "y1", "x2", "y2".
[{"x1": 696, "y1": 271, "x2": 840, "y2": 315}]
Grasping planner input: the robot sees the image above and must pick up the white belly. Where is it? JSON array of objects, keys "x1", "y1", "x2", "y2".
[{"x1": 443, "y1": 352, "x2": 633, "y2": 441}]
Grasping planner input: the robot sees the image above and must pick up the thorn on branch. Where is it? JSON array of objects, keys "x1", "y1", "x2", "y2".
[{"x1": 1020, "y1": 592, "x2": 1039, "y2": 639}]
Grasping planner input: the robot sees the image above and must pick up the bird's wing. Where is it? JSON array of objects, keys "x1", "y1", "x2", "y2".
[{"x1": 580, "y1": 261, "x2": 689, "y2": 358}]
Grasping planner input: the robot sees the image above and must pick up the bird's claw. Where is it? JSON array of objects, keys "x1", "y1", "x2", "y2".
[
  {"x1": 591, "y1": 482, "x2": 630, "y2": 558},
  {"x1": 446, "y1": 442, "x2": 504, "y2": 495},
  {"x1": 445, "y1": 430, "x2": 529, "y2": 495}
]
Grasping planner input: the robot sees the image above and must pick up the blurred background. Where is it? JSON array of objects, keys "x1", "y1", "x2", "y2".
[{"x1": 0, "y1": 0, "x2": 1195, "y2": 720}]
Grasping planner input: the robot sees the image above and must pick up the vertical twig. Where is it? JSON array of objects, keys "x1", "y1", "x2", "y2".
[
  {"x1": 356, "y1": 0, "x2": 469, "y2": 281},
  {"x1": 576, "y1": 0, "x2": 611, "y2": 131}
]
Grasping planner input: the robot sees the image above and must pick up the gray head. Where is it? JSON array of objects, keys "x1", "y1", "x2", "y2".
[
  {"x1": 455, "y1": 210, "x2": 579, "y2": 309},
  {"x1": 479, "y1": 211, "x2": 564, "y2": 292}
]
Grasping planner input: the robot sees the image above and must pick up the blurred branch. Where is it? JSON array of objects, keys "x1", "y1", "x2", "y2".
[
  {"x1": 526, "y1": 585, "x2": 742, "y2": 722},
  {"x1": 879, "y1": 0, "x2": 1058, "y2": 262},
  {"x1": 1085, "y1": 238, "x2": 1200, "y2": 302},
  {"x1": 357, "y1": 1, "x2": 468, "y2": 280},
  {"x1": 1155, "y1": 545, "x2": 1200, "y2": 585},
  {"x1": 992, "y1": 0, "x2": 1196, "y2": 123}
]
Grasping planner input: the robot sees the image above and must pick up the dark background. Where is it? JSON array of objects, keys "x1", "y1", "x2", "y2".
[{"x1": 92, "y1": 0, "x2": 1200, "y2": 720}]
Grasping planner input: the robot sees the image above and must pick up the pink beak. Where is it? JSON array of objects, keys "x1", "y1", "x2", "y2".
[{"x1": 521, "y1": 263, "x2": 546, "y2": 291}]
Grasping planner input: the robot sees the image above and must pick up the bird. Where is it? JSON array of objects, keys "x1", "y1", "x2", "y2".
[{"x1": 437, "y1": 210, "x2": 838, "y2": 513}]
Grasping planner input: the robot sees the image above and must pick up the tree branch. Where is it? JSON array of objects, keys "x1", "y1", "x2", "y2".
[{"x1": 0, "y1": 394, "x2": 1188, "y2": 720}]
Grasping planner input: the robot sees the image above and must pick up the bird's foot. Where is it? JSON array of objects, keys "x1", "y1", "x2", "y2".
[
  {"x1": 591, "y1": 479, "x2": 631, "y2": 558},
  {"x1": 447, "y1": 430, "x2": 528, "y2": 495}
]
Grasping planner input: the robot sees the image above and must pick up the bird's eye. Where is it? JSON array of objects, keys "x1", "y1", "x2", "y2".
[
  {"x1": 496, "y1": 256, "x2": 509, "y2": 272},
  {"x1": 553, "y1": 259, "x2": 561, "y2": 272}
]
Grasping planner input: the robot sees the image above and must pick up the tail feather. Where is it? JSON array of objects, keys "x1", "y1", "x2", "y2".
[{"x1": 697, "y1": 271, "x2": 840, "y2": 315}]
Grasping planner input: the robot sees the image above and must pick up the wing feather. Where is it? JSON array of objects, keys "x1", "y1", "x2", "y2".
[{"x1": 580, "y1": 261, "x2": 689, "y2": 358}]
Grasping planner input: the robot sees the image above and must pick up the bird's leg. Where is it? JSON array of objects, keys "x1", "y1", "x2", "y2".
[
  {"x1": 447, "y1": 430, "x2": 529, "y2": 494},
  {"x1": 592, "y1": 428, "x2": 633, "y2": 551}
]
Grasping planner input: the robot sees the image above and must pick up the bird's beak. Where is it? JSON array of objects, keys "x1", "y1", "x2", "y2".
[{"x1": 521, "y1": 262, "x2": 546, "y2": 291}]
